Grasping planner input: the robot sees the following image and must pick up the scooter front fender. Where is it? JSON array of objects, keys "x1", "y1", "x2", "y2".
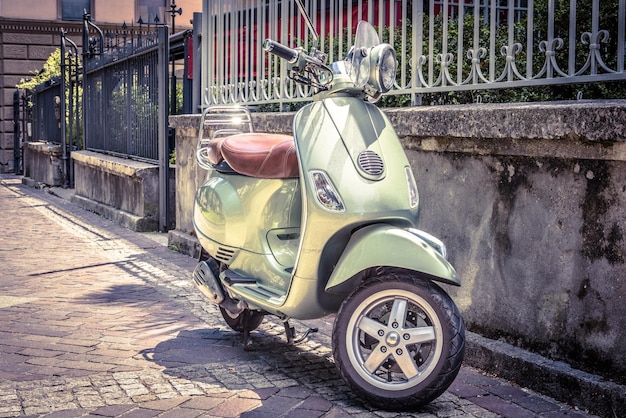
[{"x1": 325, "y1": 224, "x2": 461, "y2": 294}]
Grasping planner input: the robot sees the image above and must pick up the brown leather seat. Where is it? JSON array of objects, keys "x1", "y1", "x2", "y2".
[{"x1": 210, "y1": 133, "x2": 299, "y2": 179}]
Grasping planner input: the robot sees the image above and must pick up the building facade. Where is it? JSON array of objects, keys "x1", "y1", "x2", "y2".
[{"x1": 0, "y1": 0, "x2": 200, "y2": 173}]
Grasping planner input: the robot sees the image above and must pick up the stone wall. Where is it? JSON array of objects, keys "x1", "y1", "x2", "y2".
[
  {"x1": 71, "y1": 150, "x2": 176, "y2": 232},
  {"x1": 0, "y1": 22, "x2": 76, "y2": 173},
  {"x1": 23, "y1": 141, "x2": 64, "y2": 186},
  {"x1": 391, "y1": 101, "x2": 626, "y2": 385},
  {"x1": 169, "y1": 100, "x2": 626, "y2": 385}
]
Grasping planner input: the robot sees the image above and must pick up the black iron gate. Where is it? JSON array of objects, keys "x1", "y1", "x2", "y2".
[{"x1": 12, "y1": 89, "x2": 34, "y2": 176}]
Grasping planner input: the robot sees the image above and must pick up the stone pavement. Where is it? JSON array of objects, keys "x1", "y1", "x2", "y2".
[{"x1": 0, "y1": 175, "x2": 597, "y2": 418}]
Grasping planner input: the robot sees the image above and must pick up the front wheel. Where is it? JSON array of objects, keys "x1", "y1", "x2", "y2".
[{"x1": 332, "y1": 272, "x2": 465, "y2": 410}]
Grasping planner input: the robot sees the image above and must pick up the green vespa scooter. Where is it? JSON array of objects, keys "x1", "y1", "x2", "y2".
[{"x1": 193, "y1": 4, "x2": 465, "y2": 410}]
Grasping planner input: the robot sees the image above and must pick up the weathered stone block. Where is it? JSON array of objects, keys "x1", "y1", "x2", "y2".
[
  {"x1": 23, "y1": 141, "x2": 63, "y2": 186},
  {"x1": 3, "y1": 75, "x2": 26, "y2": 88},
  {"x1": 71, "y1": 151, "x2": 175, "y2": 232},
  {"x1": 28, "y1": 45, "x2": 57, "y2": 60},
  {"x1": 0, "y1": 133, "x2": 16, "y2": 148},
  {"x1": 1, "y1": 32, "x2": 54, "y2": 45},
  {"x1": 2, "y1": 44, "x2": 27, "y2": 59},
  {"x1": 3, "y1": 59, "x2": 46, "y2": 76}
]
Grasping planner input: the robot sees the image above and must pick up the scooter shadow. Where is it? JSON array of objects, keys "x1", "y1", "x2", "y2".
[
  {"x1": 142, "y1": 318, "x2": 452, "y2": 415},
  {"x1": 141, "y1": 319, "x2": 376, "y2": 410},
  {"x1": 142, "y1": 317, "x2": 337, "y2": 378}
]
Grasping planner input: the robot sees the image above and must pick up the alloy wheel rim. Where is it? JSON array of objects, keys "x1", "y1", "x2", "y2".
[{"x1": 345, "y1": 288, "x2": 444, "y2": 391}]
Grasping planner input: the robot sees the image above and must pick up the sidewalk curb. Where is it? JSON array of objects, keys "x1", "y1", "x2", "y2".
[{"x1": 464, "y1": 332, "x2": 625, "y2": 418}]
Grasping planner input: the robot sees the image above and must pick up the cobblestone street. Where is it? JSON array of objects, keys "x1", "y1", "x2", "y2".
[{"x1": 0, "y1": 176, "x2": 596, "y2": 417}]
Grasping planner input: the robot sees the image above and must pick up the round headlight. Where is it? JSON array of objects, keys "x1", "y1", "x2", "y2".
[{"x1": 372, "y1": 44, "x2": 396, "y2": 93}]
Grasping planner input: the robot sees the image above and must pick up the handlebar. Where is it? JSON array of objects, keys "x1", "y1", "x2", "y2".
[
  {"x1": 263, "y1": 38, "x2": 333, "y2": 90},
  {"x1": 263, "y1": 39, "x2": 298, "y2": 64}
]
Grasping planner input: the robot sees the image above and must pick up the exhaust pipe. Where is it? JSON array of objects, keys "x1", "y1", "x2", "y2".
[{"x1": 193, "y1": 260, "x2": 247, "y2": 316}]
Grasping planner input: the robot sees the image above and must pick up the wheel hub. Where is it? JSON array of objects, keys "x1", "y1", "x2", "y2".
[{"x1": 385, "y1": 331, "x2": 401, "y2": 347}]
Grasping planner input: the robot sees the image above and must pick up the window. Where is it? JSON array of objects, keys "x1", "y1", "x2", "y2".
[
  {"x1": 60, "y1": 0, "x2": 91, "y2": 21},
  {"x1": 137, "y1": 0, "x2": 166, "y2": 24}
]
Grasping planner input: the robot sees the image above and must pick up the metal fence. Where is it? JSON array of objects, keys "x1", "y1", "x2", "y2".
[
  {"x1": 30, "y1": 78, "x2": 62, "y2": 143},
  {"x1": 12, "y1": 90, "x2": 31, "y2": 175},
  {"x1": 79, "y1": 15, "x2": 171, "y2": 231},
  {"x1": 82, "y1": 17, "x2": 168, "y2": 163},
  {"x1": 200, "y1": 0, "x2": 626, "y2": 107}
]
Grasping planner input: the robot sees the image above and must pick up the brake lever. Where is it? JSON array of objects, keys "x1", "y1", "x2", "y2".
[
  {"x1": 288, "y1": 54, "x2": 333, "y2": 91},
  {"x1": 289, "y1": 71, "x2": 328, "y2": 91},
  {"x1": 289, "y1": 67, "x2": 332, "y2": 91}
]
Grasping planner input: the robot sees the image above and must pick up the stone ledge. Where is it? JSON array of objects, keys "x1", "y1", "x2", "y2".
[
  {"x1": 168, "y1": 229, "x2": 201, "y2": 259},
  {"x1": 23, "y1": 141, "x2": 65, "y2": 186},
  {"x1": 388, "y1": 99, "x2": 626, "y2": 142},
  {"x1": 25, "y1": 141, "x2": 62, "y2": 154},
  {"x1": 72, "y1": 150, "x2": 157, "y2": 178},
  {"x1": 72, "y1": 194, "x2": 158, "y2": 232},
  {"x1": 72, "y1": 150, "x2": 174, "y2": 232}
]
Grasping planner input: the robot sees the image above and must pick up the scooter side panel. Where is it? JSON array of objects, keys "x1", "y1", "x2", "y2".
[
  {"x1": 194, "y1": 172, "x2": 301, "y2": 292},
  {"x1": 325, "y1": 224, "x2": 461, "y2": 294}
]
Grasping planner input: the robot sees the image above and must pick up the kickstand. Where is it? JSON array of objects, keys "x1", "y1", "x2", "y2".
[
  {"x1": 283, "y1": 320, "x2": 318, "y2": 345},
  {"x1": 242, "y1": 329, "x2": 253, "y2": 351}
]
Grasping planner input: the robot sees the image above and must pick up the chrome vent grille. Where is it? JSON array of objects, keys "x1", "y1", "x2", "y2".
[
  {"x1": 215, "y1": 246, "x2": 236, "y2": 264},
  {"x1": 358, "y1": 150, "x2": 384, "y2": 176}
]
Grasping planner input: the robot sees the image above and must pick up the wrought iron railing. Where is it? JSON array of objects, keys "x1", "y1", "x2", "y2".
[
  {"x1": 30, "y1": 78, "x2": 62, "y2": 144},
  {"x1": 73, "y1": 14, "x2": 171, "y2": 230},
  {"x1": 81, "y1": 15, "x2": 166, "y2": 162},
  {"x1": 200, "y1": 0, "x2": 626, "y2": 107}
]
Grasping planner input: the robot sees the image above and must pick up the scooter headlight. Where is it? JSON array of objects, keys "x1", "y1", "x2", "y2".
[
  {"x1": 370, "y1": 43, "x2": 397, "y2": 93},
  {"x1": 309, "y1": 170, "x2": 345, "y2": 212}
]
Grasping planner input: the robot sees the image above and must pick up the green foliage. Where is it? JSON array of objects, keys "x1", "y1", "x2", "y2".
[
  {"x1": 256, "y1": 101, "x2": 308, "y2": 112},
  {"x1": 523, "y1": 0, "x2": 626, "y2": 101},
  {"x1": 170, "y1": 81, "x2": 184, "y2": 115},
  {"x1": 16, "y1": 49, "x2": 63, "y2": 90},
  {"x1": 108, "y1": 75, "x2": 158, "y2": 152},
  {"x1": 17, "y1": 49, "x2": 84, "y2": 147}
]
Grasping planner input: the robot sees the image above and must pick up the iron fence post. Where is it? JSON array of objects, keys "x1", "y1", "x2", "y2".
[
  {"x1": 192, "y1": 12, "x2": 202, "y2": 113},
  {"x1": 60, "y1": 30, "x2": 69, "y2": 187},
  {"x1": 158, "y1": 25, "x2": 170, "y2": 232},
  {"x1": 13, "y1": 90, "x2": 22, "y2": 175}
]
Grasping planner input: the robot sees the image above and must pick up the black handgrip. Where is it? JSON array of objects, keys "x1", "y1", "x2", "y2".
[{"x1": 263, "y1": 39, "x2": 298, "y2": 63}]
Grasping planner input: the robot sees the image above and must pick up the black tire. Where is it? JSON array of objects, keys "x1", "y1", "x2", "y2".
[
  {"x1": 332, "y1": 271, "x2": 465, "y2": 410},
  {"x1": 219, "y1": 306, "x2": 265, "y2": 333},
  {"x1": 200, "y1": 254, "x2": 265, "y2": 333}
]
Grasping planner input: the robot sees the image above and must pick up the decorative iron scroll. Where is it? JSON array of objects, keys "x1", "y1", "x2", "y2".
[{"x1": 201, "y1": 0, "x2": 626, "y2": 107}]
